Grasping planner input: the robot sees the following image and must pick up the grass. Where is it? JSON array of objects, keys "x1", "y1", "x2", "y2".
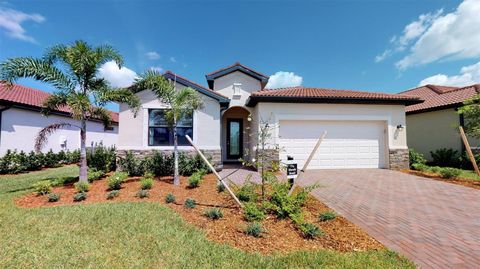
[
  {"x1": 0, "y1": 166, "x2": 415, "y2": 269},
  {"x1": 459, "y1": 169, "x2": 480, "y2": 181}
]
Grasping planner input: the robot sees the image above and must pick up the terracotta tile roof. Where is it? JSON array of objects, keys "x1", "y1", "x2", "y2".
[
  {"x1": 0, "y1": 82, "x2": 119, "y2": 123},
  {"x1": 164, "y1": 71, "x2": 229, "y2": 100},
  {"x1": 206, "y1": 62, "x2": 269, "y2": 78},
  {"x1": 249, "y1": 86, "x2": 421, "y2": 105},
  {"x1": 400, "y1": 84, "x2": 480, "y2": 113}
]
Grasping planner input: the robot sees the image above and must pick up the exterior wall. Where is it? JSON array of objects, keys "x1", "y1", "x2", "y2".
[
  {"x1": 407, "y1": 108, "x2": 480, "y2": 161},
  {"x1": 254, "y1": 103, "x2": 408, "y2": 169},
  {"x1": 116, "y1": 149, "x2": 222, "y2": 169},
  {"x1": 0, "y1": 107, "x2": 118, "y2": 155},
  {"x1": 117, "y1": 81, "x2": 222, "y2": 153},
  {"x1": 213, "y1": 71, "x2": 262, "y2": 109},
  {"x1": 221, "y1": 107, "x2": 251, "y2": 162}
]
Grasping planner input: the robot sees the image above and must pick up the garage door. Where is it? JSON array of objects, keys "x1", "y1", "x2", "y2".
[{"x1": 279, "y1": 120, "x2": 386, "y2": 169}]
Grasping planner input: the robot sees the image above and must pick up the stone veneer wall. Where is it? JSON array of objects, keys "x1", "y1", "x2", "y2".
[
  {"x1": 389, "y1": 149, "x2": 409, "y2": 170},
  {"x1": 116, "y1": 149, "x2": 222, "y2": 170},
  {"x1": 255, "y1": 148, "x2": 280, "y2": 170}
]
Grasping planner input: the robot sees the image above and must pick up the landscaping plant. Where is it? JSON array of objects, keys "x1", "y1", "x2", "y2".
[
  {"x1": 299, "y1": 222, "x2": 324, "y2": 239},
  {"x1": 235, "y1": 177, "x2": 258, "y2": 202},
  {"x1": 87, "y1": 144, "x2": 117, "y2": 172},
  {"x1": 217, "y1": 183, "x2": 225, "y2": 193},
  {"x1": 245, "y1": 222, "x2": 263, "y2": 237},
  {"x1": 184, "y1": 198, "x2": 197, "y2": 209},
  {"x1": 33, "y1": 180, "x2": 52, "y2": 195},
  {"x1": 107, "y1": 190, "x2": 120, "y2": 200},
  {"x1": 140, "y1": 177, "x2": 154, "y2": 190},
  {"x1": 243, "y1": 202, "x2": 265, "y2": 222},
  {"x1": 439, "y1": 167, "x2": 462, "y2": 179},
  {"x1": 136, "y1": 189, "x2": 149, "y2": 199},
  {"x1": 204, "y1": 208, "x2": 223, "y2": 220},
  {"x1": 430, "y1": 148, "x2": 460, "y2": 167},
  {"x1": 187, "y1": 170, "x2": 205, "y2": 188},
  {"x1": 458, "y1": 93, "x2": 480, "y2": 139},
  {"x1": 408, "y1": 149, "x2": 426, "y2": 168},
  {"x1": 319, "y1": 211, "x2": 336, "y2": 222},
  {"x1": 165, "y1": 193, "x2": 176, "y2": 203},
  {"x1": 0, "y1": 40, "x2": 141, "y2": 182},
  {"x1": 87, "y1": 169, "x2": 105, "y2": 183},
  {"x1": 108, "y1": 172, "x2": 128, "y2": 190},
  {"x1": 132, "y1": 70, "x2": 204, "y2": 185},
  {"x1": 73, "y1": 192, "x2": 87, "y2": 202},
  {"x1": 47, "y1": 193, "x2": 60, "y2": 202},
  {"x1": 74, "y1": 181, "x2": 90, "y2": 193}
]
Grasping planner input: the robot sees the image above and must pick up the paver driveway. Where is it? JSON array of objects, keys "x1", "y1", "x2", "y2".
[{"x1": 299, "y1": 169, "x2": 480, "y2": 269}]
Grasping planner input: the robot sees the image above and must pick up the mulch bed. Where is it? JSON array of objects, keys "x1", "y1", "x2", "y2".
[
  {"x1": 15, "y1": 174, "x2": 383, "y2": 254},
  {"x1": 403, "y1": 169, "x2": 480, "y2": 190}
]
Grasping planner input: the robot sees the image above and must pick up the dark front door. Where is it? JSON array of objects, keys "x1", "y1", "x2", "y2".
[{"x1": 227, "y1": 118, "x2": 243, "y2": 160}]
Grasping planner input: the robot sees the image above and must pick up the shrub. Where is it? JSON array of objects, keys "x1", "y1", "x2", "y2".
[
  {"x1": 73, "y1": 192, "x2": 87, "y2": 202},
  {"x1": 411, "y1": 163, "x2": 429, "y2": 172},
  {"x1": 87, "y1": 144, "x2": 116, "y2": 172},
  {"x1": 430, "y1": 148, "x2": 460, "y2": 167},
  {"x1": 51, "y1": 176, "x2": 78, "y2": 186},
  {"x1": 204, "y1": 208, "x2": 223, "y2": 220},
  {"x1": 243, "y1": 202, "x2": 265, "y2": 222},
  {"x1": 184, "y1": 198, "x2": 197, "y2": 209},
  {"x1": 299, "y1": 222, "x2": 324, "y2": 238},
  {"x1": 143, "y1": 171, "x2": 154, "y2": 179},
  {"x1": 118, "y1": 151, "x2": 144, "y2": 176},
  {"x1": 439, "y1": 167, "x2": 462, "y2": 179},
  {"x1": 140, "y1": 177, "x2": 154, "y2": 190},
  {"x1": 428, "y1": 166, "x2": 442, "y2": 173},
  {"x1": 108, "y1": 172, "x2": 128, "y2": 190},
  {"x1": 409, "y1": 149, "x2": 426, "y2": 167},
  {"x1": 179, "y1": 153, "x2": 209, "y2": 176},
  {"x1": 149, "y1": 151, "x2": 174, "y2": 176},
  {"x1": 217, "y1": 183, "x2": 225, "y2": 192},
  {"x1": 33, "y1": 180, "x2": 52, "y2": 195},
  {"x1": 44, "y1": 149, "x2": 60, "y2": 168},
  {"x1": 74, "y1": 181, "x2": 90, "y2": 193},
  {"x1": 187, "y1": 172, "x2": 203, "y2": 188},
  {"x1": 319, "y1": 211, "x2": 336, "y2": 222},
  {"x1": 236, "y1": 180, "x2": 258, "y2": 202},
  {"x1": 165, "y1": 193, "x2": 176, "y2": 203},
  {"x1": 47, "y1": 193, "x2": 60, "y2": 202},
  {"x1": 106, "y1": 190, "x2": 120, "y2": 200},
  {"x1": 265, "y1": 179, "x2": 310, "y2": 219},
  {"x1": 25, "y1": 151, "x2": 43, "y2": 171},
  {"x1": 136, "y1": 189, "x2": 149, "y2": 198},
  {"x1": 245, "y1": 222, "x2": 263, "y2": 237},
  {"x1": 87, "y1": 169, "x2": 105, "y2": 183},
  {"x1": 66, "y1": 150, "x2": 80, "y2": 164}
]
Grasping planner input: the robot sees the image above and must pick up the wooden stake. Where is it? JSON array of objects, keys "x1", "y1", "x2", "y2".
[
  {"x1": 185, "y1": 135, "x2": 244, "y2": 208},
  {"x1": 288, "y1": 131, "x2": 327, "y2": 195},
  {"x1": 459, "y1": 126, "x2": 480, "y2": 176}
]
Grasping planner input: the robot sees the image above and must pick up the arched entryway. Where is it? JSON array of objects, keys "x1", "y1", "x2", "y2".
[{"x1": 221, "y1": 106, "x2": 251, "y2": 163}]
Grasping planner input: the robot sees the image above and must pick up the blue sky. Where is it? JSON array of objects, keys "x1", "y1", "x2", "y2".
[{"x1": 1, "y1": 0, "x2": 479, "y2": 112}]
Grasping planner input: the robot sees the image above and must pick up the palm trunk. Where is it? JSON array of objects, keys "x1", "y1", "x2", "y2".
[
  {"x1": 173, "y1": 118, "x2": 180, "y2": 186},
  {"x1": 79, "y1": 117, "x2": 88, "y2": 182}
]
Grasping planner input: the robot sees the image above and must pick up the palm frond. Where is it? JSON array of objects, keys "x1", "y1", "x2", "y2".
[
  {"x1": 95, "y1": 44, "x2": 123, "y2": 68},
  {"x1": 95, "y1": 88, "x2": 141, "y2": 117},
  {"x1": 0, "y1": 57, "x2": 75, "y2": 91},
  {"x1": 42, "y1": 92, "x2": 68, "y2": 116},
  {"x1": 88, "y1": 107, "x2": 112, "y2": 128},
  {"x1": 35, "y1": 123, "x2": 78, "y2": 152},
  {"x1": 66, "y1": 92, "x2": 91, "y2": 120},
  {"x1": 133, "y1": 70, "x2": 174, "y2": 103},
  {"x1": 43, "y1": 44, "x2": 68, "y2": 65}
]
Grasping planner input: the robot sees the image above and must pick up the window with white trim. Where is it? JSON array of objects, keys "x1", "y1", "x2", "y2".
[{"x1": 148, "y1": 109, "x2": 193, "y2": 146}]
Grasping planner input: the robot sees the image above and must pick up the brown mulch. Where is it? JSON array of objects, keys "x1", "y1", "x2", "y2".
[
  {"x1": 403, "y1": 169, "x2": 480, "y2": 190},
  {"x1": 15, "y1": 174, "x2": 383, "y2": 254}
]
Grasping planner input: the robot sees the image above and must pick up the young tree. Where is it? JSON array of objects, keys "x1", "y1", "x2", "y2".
[
  {"x1": 0, "y1": 40, "x2": 140, "y2": 182},
  {"x1": 458, "y1": 94, "x2": 480, "y2": 139},
  {"x1": 132, "y1": 70, "x2": 204, "y2": 185}
]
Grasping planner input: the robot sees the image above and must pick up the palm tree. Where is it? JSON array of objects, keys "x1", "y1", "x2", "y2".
[
  {"x1": 0, "y1": 40, "x2": 141, "y2": 182},
  {"x1": 133, "y1": 70, "x2": 203, "y2": 185}
]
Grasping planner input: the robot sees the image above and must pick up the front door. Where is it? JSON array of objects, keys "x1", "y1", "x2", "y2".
[{"x1": 226, "y1": 118, "x2": 243, "y2": 160}]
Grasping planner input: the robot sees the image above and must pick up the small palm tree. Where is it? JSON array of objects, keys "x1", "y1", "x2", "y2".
[
  {"x1": 0, "y1": 40, "x2": 140, "y2": 182},
  {"x1": 133, "y1": 70, "x2": 204, "y2": 185}
]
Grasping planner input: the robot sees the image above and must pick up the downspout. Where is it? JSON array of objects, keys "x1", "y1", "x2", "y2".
[
  {"x1": 459, "y1": 110, "x2": 466, "y2": 152},
  {"x1": 0, "y1": 106, "x2": 12, "y2": 151}
]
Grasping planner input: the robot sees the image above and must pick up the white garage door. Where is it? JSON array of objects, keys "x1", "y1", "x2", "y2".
[{"x1": 279, "y1": 120, "x2": 386, "y2": 169}]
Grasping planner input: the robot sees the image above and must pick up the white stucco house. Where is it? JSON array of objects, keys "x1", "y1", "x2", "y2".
[
  {"x1": 401, "y1": 84, "x2": 480, "y2": 160},
  {"x1": 0, "y1": 83, "x2": 119, "y2": 155},
  {"x1": 117, "y1": 62, "x2": 422, "y2": 170}
]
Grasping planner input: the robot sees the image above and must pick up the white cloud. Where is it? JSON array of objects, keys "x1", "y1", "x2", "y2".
[
  {"x1": 0, "y1": 7, "x2": 45, "y2": 42},
  {"x1": 149, "y1": 66, "x2": 163, "y2": 73},
  {"x1": 145, "y1": 51, "x2": 160, "y2": 60},
  {"x1": 376, "y1": 0, "x2": 480, "y2": 70},
  {"x1": 266, "y1": 71, "x2": 303, "y2": 89},
  {"x1": 169, "y1": 56, "x2": 176, "y2": 63},
  {"x1": 97, "y1": 61, "x2": 138, "y2": 88},
  {"x1": 419, "y1": 61, "x2": 480, "y2": 86}
]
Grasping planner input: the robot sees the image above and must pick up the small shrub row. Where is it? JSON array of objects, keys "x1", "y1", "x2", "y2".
[
  {"x1": 118, "y1": 151, "x2": 210, "y2": 177},
  {"x1": 411, "y1": 163, "x2": 462, "y2": 179},
  {"x1": 0, "y1": 149, "x2": 80, "y2": 174},
  {"x1": 188, "y1": 170, "x2": 206, "y2": 188},
  {"x1": 88, "y1": 169, "x2": 105, "y2": 183},
  {"x1": 108, "y1": 172, "x2": 128, "y2": 190}
]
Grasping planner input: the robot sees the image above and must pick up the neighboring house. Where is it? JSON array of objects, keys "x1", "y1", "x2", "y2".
[
  {"x1": 401, "y1": 84, "x2": 480, "y2": 160},
  {"x1": 118, "y1": 62, "x2": 421, "y2": 170},
  {"x1": 0, "y1": 83, "x2": 119, "y2": 155}
]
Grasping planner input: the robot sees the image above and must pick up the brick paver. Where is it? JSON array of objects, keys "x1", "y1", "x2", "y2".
[{"x1": 299, "y1": 169, "x2": 480, "y2": 269}]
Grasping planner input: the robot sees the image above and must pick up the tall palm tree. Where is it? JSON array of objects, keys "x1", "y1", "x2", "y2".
[
  {"x1": 0, "y1": 40, "x2": 140, "y2": 182},
  {"x1": 133, "y1": 70, "x2": 203, "y2": 185}
]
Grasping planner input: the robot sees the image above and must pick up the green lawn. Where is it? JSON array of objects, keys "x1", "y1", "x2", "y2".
[
  {"x1": 0, "y1": 166, "x2": 415, "y2": 269},
  {"x1": 459, "y1": 169, "x2": 480, "y2": 181}
]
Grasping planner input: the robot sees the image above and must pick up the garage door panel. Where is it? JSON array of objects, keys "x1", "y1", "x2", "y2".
[{"x1": 279, "y1": 120, "x2": 386, "y2": 169}]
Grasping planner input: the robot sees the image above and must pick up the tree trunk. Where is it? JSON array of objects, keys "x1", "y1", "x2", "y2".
[
  {"x1": 79, "y1": 118, "x2": 88, "y2": 182},
  {"x1": 173, "y1": 118, "x2": 180, "y2": 186}
]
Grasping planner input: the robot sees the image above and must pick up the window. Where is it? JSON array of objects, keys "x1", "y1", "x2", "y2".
[
  {"x1": 148, "y1": 109, "x2": 193, "y2": 146},
  {"x1": 233, "y1": 83, "x2": 242, "y2": 96}
]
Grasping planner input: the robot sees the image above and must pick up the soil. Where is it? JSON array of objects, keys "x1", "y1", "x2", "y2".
[
  {"x1": 403, "y1": 169, "x2": 480, "y2": 190},
  {"x1": 16, "y1": 173, "x2": 384, "y2": 254}
]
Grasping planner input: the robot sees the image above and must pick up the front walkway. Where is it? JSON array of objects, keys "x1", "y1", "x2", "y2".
[{"x1": 299, "y1": 169, "x2": 480, "y2": 269}]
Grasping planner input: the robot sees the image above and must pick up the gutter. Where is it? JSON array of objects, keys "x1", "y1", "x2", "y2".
[{"x1": 246, "y1": 96, "x2": 423, "y2": 107}]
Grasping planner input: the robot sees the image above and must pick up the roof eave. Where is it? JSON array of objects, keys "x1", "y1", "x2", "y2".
[
  {"x1": 206, "y1": 66, "x2": 269, "y2": 89},
  {"x1": 246, "y1": 96, "x2": 423, "y2": 107},
  {"x1": 406, "y1": 103, "x2": 462, "y2": 115},
  {"x1": 162, "y1": 73, "x2": 230, "y2": 104}
]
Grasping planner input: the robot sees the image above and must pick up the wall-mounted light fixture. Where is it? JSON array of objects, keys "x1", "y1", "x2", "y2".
[{"x1": 396, "y1": 124, "x2": 404, "y2": 130}]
